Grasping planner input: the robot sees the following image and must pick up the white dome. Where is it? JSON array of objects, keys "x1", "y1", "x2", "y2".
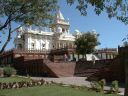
[
  {"x1": 75, "y1": 29, "x2": 81, "y2": 36},
  {"x1": 92, "y1": 29, "x2": 97, "y2": 34},
  {"x1": 75, "y1": 29, "x2": 80, "y2": 33}
]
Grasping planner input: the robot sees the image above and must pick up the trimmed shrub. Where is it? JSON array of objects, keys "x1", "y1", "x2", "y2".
[
  {"x1": 90, "y1": 79, "x2": 106, "y2": 92},
  {"x1": 90, "y1": 81, "x2": 101, "y2": 92},
  {"x1": 99, "y1": 79, "x2": 106, "y2": 92},
  {"x1": 3, "y1": 67, "x2": 16, "y2": 77},
  {"x1": 90, "y1": 81, "x2": 97, "y2": 90},
  {"x1": 95, "y1": 82, "x2": 102, "y2": 92},
  {"x1": 110, "y1": 80, "x2": 119, "y2": 94}
]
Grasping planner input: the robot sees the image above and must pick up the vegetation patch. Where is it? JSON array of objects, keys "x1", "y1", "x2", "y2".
[
  {"x1": 90, "y1": 79, "x2": 120, "y2": 95},
  {"x1": 0, "y1": 84, "x2": 118, "y2": 96},
  {"x1": 0, "y1": 76, "x2": 31, "y2": 83},
  {"x1": 3, "y1": 67, "x2": 16, "y2": 77},
  {"x1": 0, "y1": 77, "x2": 120, "y2": 96}
]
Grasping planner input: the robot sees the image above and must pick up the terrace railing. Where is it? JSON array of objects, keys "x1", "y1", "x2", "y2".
[{"x1": 13, "y1": 49, "x2": 50, "y2": 54}]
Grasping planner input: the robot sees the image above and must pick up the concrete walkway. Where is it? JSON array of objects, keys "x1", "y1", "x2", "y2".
[{"x1": 31, "y1": 77, "x2": 124, "y2": 95}]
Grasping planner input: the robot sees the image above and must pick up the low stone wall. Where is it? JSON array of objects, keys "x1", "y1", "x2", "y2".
[
  {"x1": 14, "y1": 57, "x2": 45, "y2": 76},
  {"x1": 74, "y1": 59, "x2": 112, "y2": 77},
  {"x1": 88, "y1": 55, "x2": 125, "y2": 82}
]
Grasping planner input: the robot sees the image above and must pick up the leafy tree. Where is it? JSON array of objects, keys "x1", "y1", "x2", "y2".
[
  {"x1": 0, "y1": 0, "x2": 58, "y2": 54},
  {"x1": 75, "y1": 32, "x2": 100, "y2": 59},
  {"x1": 67, "y1": 0, "x2": 128, "y2": 24},
  {"x1": 123, "y1": 41, "x2": 128, "y2": 47},
  {"x1": 66, "y1": 1, "x2": 128, "y2": 95}
]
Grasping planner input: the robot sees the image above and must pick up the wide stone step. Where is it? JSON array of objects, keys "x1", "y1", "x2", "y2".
[{"x1": 75, "y1": 69, "x2": 99, "y2": 77}]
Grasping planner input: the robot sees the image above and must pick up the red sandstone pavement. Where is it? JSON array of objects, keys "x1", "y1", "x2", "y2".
[{"x1": 31, "y1": 77, "x2": 124, "y2": 95}]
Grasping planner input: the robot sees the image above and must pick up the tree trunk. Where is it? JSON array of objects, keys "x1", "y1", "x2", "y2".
[
  {"x1": 85, "y1": 54, "x2": 87, "y2": 60},
  {"x1": 0, "y1": 22, "x2": 12, "y2": 54},
  {"x1": 78, "y1": 54, "x2": 79, "y2": 60},
  {"x1": 82, "y1": 55, "x2": 84, "y2": 59},
  {"x1": 125, "y1": 59, "x2": 128, "y2": 96},
  {"x1": 82, "y1": 54, "x2": 87, "y2": 60},
  {"x1": 0, "y1": 40, "x2": 10, "y2": 54}
]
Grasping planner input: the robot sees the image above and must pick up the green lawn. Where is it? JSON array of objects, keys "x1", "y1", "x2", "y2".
[
  {"x1": 0, "y1": 77, "x2": 119, "y2": 96},
  {"x1": 0, "y1": 85, "x2": 118, "y2": 96},
  {"x1": 0, "y1": 76, "x2": 31, "y2": 83}
]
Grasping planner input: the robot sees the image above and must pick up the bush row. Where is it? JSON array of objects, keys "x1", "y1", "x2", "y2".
[{"x1": 0, "y1": 79, "x2": 45, "y2": 89}]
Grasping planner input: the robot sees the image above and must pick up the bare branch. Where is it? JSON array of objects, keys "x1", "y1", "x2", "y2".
[{"x1": 0, "y1": 14, "x2": 12, "y2": 31}]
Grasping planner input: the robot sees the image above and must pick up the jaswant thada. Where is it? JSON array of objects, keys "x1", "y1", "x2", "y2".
[{"x1": 0, "y1": 10, "x2": 117, "y2": 79}]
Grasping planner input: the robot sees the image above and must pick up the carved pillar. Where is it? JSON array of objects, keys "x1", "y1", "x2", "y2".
[
  {"x1": 101, "y1": 53, "x2": 103, "y2": 59},
  {"x1": 106, "y1": 53, "x2": 108, "y2": 59},
  {"x1": 63, "y1": 43, "x2": 64, "y2": 48},
  {"x1": 58, "y1": 43, "x2": 60, "y2": 49},
  {"x1": 71, "y1": 43, "x2": 73, "y2": 49},
  {"x1": 60, "y1": 43, "x2": 62, "y2": 48}
]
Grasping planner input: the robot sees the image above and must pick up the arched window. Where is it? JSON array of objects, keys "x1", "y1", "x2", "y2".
[
  {"x1": 42, "y1": 43, "x2": 45, "y2": 48},
  {"x1": 62, "y1": 28, "x2": 65, "y2": 32}
]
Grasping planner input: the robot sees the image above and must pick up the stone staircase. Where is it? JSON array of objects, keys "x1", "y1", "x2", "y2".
[{"x1": 43, "y1": 61, "x2": 76, "y2": 77}]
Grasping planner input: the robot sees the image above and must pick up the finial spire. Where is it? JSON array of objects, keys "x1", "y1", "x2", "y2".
[{"x1": 56, "y1": 9, "x2": 65, "y2": 20}]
